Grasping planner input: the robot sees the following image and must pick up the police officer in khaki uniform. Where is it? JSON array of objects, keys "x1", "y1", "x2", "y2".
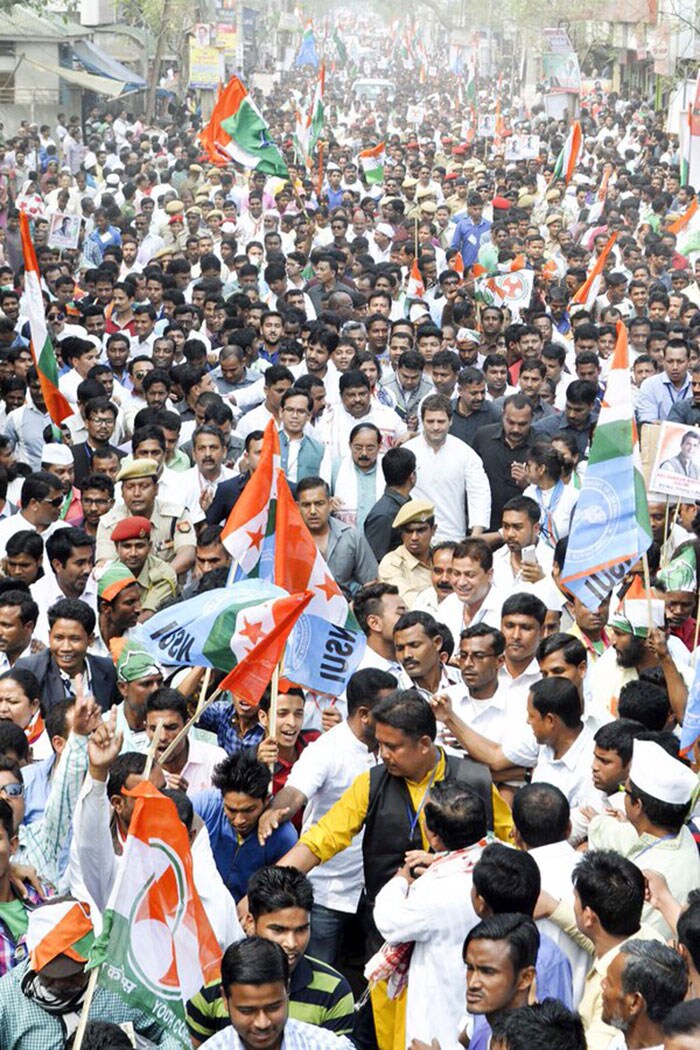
[
  {"x1": 111, "y1": 515, "x2": 178, "y2": 617},
  {"x1": 95, "y1": 459, "x2": 196, "y2": 578},
  {"x1": 377, "y1": 499, "x2": 436, "y2": 609}
]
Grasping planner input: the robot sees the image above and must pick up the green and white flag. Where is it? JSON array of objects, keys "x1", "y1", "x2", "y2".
[
  {"x1": 220, "y1": 77, "x2": 289, "y2": 177},
  {"x1": 309, "y1": 64, "x2": 325, "y2": 153},
  {"x1": 88, "y1": 783, "x2": 222, "y2": 1049},
  {"x1": 358, "y1": 142, "x2": 385, "y2": 185}
]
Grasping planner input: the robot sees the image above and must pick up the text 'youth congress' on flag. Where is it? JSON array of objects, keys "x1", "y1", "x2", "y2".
[
  {"x1": 561, "y1": 321, "x2": 652, "y2": 610},
  {"x1": 88, "y1": 782, "x2": 222, "y2": 1049}
]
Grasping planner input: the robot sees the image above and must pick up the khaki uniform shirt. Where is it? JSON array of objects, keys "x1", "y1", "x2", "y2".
[
  {"x1": 136, "y1": 553, "x2": 178, "y2": 613},
  {"x1": 96, "y1": 497, "x2": 196, "y2": 565}
]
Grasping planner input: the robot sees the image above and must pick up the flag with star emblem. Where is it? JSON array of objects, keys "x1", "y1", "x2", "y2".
[
  {"x1": 273, "y1": 475, "x2": 366, "y2": 695},
  {"x1": 132, "y1": 580, "x2": 311, "y2": 706},
  {"x1": 220, "y1": 421, "x2": 366, "y2": 694},
  {"x1": 221, "y1": 419, "x2": 280, "y2": 577}
]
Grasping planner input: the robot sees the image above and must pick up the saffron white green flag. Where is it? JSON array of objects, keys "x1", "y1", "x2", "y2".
[
  {"x1": 358, "y1": 142, "x2": 385, "y2": 185},
  {"x1": 88, "y1": 783, "x2": 222, "y2": 1048},
  {"x1": 220, "y1": 77, "x2": 288, "y2": 177}
]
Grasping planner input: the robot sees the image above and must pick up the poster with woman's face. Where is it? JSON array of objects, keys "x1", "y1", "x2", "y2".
[{"x1": 48, "y1": 212, "x2": 81, "y2": 250}]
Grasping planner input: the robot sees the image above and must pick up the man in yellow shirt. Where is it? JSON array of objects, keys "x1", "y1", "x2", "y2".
[{"x1": 275, "y1": 689, "x2": 511, "y2": 1050}]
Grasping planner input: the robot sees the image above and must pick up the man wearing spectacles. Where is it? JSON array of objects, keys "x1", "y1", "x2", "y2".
[{"x1": 0, "y1": 472, "x2": 67, "y2": 563}]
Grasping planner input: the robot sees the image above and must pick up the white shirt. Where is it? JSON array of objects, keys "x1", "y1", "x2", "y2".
[
  {"x1": 529, "y1": 840, "x2": 589, "y2": 1006},
  {"x1": 179, "y1": 736, "x2": 229, "y2": 796},
  {"x1": 0, "y1": 514, "x2": 69, "y2": 563},
  {"x1": 288, "y1": 720, "x2": 379, "y2": 912},
  {"x1": 405, "y1": 434, "x2": 491, "y2": 541},
  {"x1": 177, "y1": 464, "x2": 235, "y2": 525},
  {"x1": 504, "y1": 722, "x2": 600, "y2": 810},
  {"x1": 237, "y1": 402, "x2": 277, "y2": 441},
  {"x1": 441, "y1": 679, "x2": 515, "y2": 748},
  {"x1": 439, "y1": 586, "x2": 505, "y2": 645},
  {"x1": 31, "y1": 571, "x2": 98, "y2": 646},
  {"x1": 373, "y1": 846, "x2": 483, "y2": 1048},
  {"x1": 69, "y1": 774, "x2": 242, "y2": 949},
  {"x1": 200, "y1": 1019, "x2": 354, "y2": 1050}
]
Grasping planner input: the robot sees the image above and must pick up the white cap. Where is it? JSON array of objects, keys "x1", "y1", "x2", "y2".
[
  {"x1": 629, "y1": 739, "x2": 698, "y2": 805},
  {"x1": 105, "y1": 173, "x2": 120, "y2": 187},
  {"x1": 456, "y1": 328, "x2": 481, "y2": 344},
  {"x1": 375, "y1": 222, "x2": 394, "y2": 239},
  {"x1": 41, "y1": 443, "x2": 73, "y2": 467}
]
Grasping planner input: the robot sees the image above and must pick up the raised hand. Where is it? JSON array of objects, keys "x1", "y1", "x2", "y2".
[
  {"x1": 87, "y1": 705, "x2": 124, "y2": 781},
  {"x1": 71, "y1": 673, "x2": 103, "y2": 737}
]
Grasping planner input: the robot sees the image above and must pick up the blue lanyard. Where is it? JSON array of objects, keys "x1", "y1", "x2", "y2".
[
  {"x1": 407, "y1": 760, "x2": 440, "y2": 840},
  {"x1": 635, "y1": 833, "x2": 676, "y2": 859},
  {"x1": 535, "y1": 480, "x2": 565, "y2": 546}
]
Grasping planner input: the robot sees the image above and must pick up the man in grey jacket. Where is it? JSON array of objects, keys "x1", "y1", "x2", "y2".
[{"x1": 296, "y1": 476, "x2": 378, "y2": 596}]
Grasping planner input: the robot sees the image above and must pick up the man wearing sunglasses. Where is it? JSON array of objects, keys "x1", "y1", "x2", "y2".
[{"x1": 0, "y1": 472, "x2": 67, "y2": 563}]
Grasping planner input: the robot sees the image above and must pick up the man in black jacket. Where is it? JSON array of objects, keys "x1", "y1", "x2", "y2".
[
  {"x1": 15, "y1": 597, "x2": 118, "y2": 711},
  {"x1": 205, "y1": 430, "x2": 264, "y2": 525}
]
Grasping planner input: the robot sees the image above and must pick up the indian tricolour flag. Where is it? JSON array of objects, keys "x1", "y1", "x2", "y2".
[
  {"x1": 19, "y1": 212, "x2": 72, "y2": 433},
  {"x1": 88, "y1": 782, "x2": 222, "y2": 1049},
  {"x1": 309, "y1": 63, "x2": 325, "y2": 153},
  {"x1": 570, "y1": 231, "x2": 618, "y2": 312},
  {"x1": 552, "y1": 121, "x2": 582, "y2": 184},
  {"x1": 681, "y1": 103, "x2": 693, "y2": 185},
  {"x1": 671, "y1": 197, "x2": 700, "y2": 257},
  {"x1": 219, "y1": 77, "x2": 288, "y2": 177},
  {"x1": 358, "y1": 142, "x2": 385, "y2": 185},
  {"x1": 561, "y1": 322, "x2": 651, "y2": 610}
]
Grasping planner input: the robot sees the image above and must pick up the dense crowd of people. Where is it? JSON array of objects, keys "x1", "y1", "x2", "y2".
[{"x1": 0, "y1": 16, "x2": 699, "y2": 1050}]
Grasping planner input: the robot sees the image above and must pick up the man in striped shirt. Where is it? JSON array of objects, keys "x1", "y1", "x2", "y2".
[
  {"x1": 187, "y1": 867, "x2": 354, "y2": 1047},
  {"x1": 197, "y1": 937, "x2": 354, "y2": 1050}
]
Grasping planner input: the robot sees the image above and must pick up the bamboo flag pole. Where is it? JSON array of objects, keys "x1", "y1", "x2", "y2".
[
  {"x1": 72, "y1": 967, "x2": 100, "y2": 1050},
  {"x1": 642, "y1": 552, "x2": 654, "y2": 635},
  {"x1": 157, "y1": 685, "x2": 224, "y2": 766},
  {"x1": 266, "y1": 660, "x2": 282, "y2": 774},
  {"x1": 661, "y1": 499, "x2": 671, "y2": 567},
  {"x1": 144, "y1": 720, "x2": 164, "y2": 780}
]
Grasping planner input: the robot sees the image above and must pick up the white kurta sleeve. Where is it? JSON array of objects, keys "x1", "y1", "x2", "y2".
[
  {"x1": 373, "y1": 874, "x2": 432, "y2": 943},
  {"x1": 463, "y1": 447, "x2": 492, "y2": 530}
]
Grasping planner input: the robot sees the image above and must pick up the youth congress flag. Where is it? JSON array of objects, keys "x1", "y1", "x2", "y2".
[
  {"x1": 561, "y1": 322, "x2": 652, "y2": 610},
  {"x1": 89, "y1": 782, "x2": 222, "y2": 1049},
  {"x1": 358, "y1": 143, "x2": 385, "y2": 185},
  {"x1": 552, "y1": 120, "x2": 582, "y2": 184},
  {"x1": 20, "y1": 212, "x2": 72, "y2": 433},
  {"x1": 309, "y1": 64, "x2": 325, "y2": 153},
  {"x1": 219, "y1": 77, "x2": 289, "y2": 177}
]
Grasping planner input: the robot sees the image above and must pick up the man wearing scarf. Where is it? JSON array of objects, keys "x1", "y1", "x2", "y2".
[{"x1": 0, "y1": 898, "x2": 179, "y2": 1047}]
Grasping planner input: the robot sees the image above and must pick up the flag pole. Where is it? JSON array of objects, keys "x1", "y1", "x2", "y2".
[
  {"x1": 144, "y1": 720, "x2": 164, "y2": 779},
  {"x1": 642, "y1": 552, "x2": 654, "y2": 634},
  {"x1": 158, "y1": 685, "x2": 224, "y2": 766},
  {"x1": 73, "y1": 966, "x2": 100, "y2": 1050},
  {"x1": 662, "y1": 498, "x2": 671, "y2": 567}
]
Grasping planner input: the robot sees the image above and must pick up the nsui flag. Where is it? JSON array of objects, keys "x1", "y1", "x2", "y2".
[
  {"x1": 89, "y1": 783, "x2": 221, "y2": 1048},
  {"x1": 561, "y1": 323, "x2": 651, "y2": 610}
]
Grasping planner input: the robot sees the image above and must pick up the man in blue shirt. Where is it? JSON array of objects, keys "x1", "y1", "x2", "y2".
[
  {"x1": 193, "y1": 750, "x2": 297, "y2": 901},
  {"x1": 451, "y1": 191, "x2": 492, "y2": 268}
]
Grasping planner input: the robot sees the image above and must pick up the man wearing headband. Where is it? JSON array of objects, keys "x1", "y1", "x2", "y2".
[
  {"x1": 0, "y1": 898, "x2": 179, "y2": 1046},
  {"x1": 113, "y1": 640, "x2": 164, "y2": 753}
]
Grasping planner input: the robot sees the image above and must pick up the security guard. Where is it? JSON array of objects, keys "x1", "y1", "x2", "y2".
[
  {"x1": 95, "y1": 458, "x2": 195, "y2": 578},
  {"x1": 377, "y1": 499, "x2": 436, "y2": 608},
  {"x1": 111, "y1": 515, "x2": 178, "y2": 616}
]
